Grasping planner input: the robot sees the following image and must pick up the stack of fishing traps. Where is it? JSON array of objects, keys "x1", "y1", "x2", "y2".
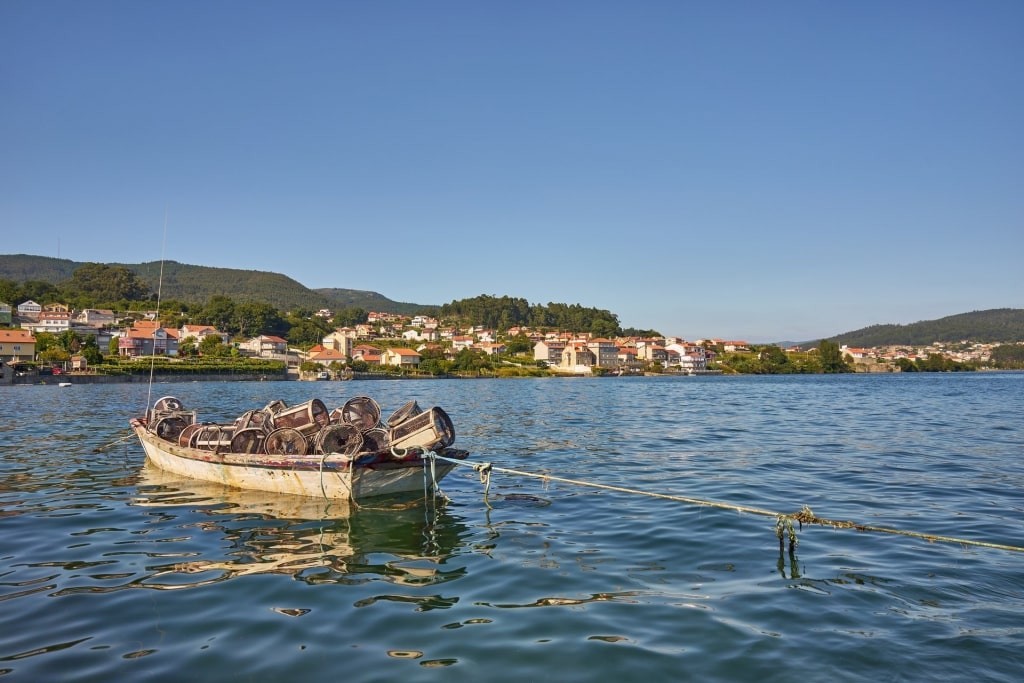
[{"x1": 147, "y1": 395, "x2": 455, "y2": 457}]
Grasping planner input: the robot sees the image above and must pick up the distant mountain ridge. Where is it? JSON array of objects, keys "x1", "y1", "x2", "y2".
[
  {"x1": 0, "y1": 254, "x2": 429, "y2": 315},
  {"x1": 312, "y1": 287, "x2": 428, "y2": 316},
  {"x1": 820, "y1": 308, "x2": 1024, "y2": 348}
]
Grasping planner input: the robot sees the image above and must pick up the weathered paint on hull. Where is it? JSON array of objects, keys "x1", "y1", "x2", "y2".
[{"x1": 132, "y1": 423, "x2": 460, "y2": 501}]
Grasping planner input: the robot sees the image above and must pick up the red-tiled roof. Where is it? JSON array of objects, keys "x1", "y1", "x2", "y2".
[{"x1": 0, "y1": 330, "x2": 35, "y2": 342}]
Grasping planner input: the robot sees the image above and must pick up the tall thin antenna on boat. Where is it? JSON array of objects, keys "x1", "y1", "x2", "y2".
[{"x1": 145, "y1": 206, "x2": 169, "y2": 412}]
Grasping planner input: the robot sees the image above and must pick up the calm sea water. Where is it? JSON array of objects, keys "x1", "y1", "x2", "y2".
[{"x1": 1, "y1": 374, "x2": 1022, "y2": 682}]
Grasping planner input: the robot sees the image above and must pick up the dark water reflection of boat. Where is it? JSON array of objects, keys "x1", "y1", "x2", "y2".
[{"x1": 130, "y1": 463, "x2": 469, "y2": 589}]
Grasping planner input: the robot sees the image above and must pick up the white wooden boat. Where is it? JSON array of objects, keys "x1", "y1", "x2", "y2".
[
  {"x1": 131, "y1": 395, "x2": 467, "y2": 502},
  {"x1": 134, "y1": 460, "x2": 362, "y2": 519}
]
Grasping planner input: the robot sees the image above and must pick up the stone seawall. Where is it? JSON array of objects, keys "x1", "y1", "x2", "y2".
[
  {"x1": 12, "y1": 371, "x2": 287, "y2": 385},
  {"x1": 852, "y1": 362, "x2": 900, "y2": 373}
]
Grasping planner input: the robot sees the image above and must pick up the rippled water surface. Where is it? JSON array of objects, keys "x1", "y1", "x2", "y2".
[{"x1": 2, "y1": 374, "x2": 1023, "y2": 682}]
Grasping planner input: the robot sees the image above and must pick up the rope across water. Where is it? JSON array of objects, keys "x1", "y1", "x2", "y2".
[{"x1": 420, "y1": 451, "x2": 1024, "y2": 554}]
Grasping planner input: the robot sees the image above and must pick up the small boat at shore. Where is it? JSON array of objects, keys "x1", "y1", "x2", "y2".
[{"x1": 131, "y1": 395, "x2": 467, "y2": 502}]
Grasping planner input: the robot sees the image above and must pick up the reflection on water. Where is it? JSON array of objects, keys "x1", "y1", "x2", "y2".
[
  {"x1": 111, "y1": 464, "x2": 470, "y2": 592},
  {"x1": 777, "y1": 550, "x2": 802, "y2": 580},
  {"x1": 478, "y1": 591, "x2": 644, "y2": 609}
]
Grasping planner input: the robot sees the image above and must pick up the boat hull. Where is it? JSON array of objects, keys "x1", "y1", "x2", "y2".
[{"x1": 131, "y1": 420, "x2": 465, "y2": 502}]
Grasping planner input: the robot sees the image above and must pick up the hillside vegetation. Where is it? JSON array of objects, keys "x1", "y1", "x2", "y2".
[
  {"x1": 0, "y1": 254, "x2": 79, "y2": 283},
  {"x1": 825, "y1": 309, "x2": 1024, "y2": 347},
  {"x1": 0, "y1": 254, "x2": 423, "y2": 314},
  {"x1": 129, "y1": 260, "x2": 334, "y2": 311},
  {"x1": 313, "y1": 288, "x2": 426, "y2": 316}
]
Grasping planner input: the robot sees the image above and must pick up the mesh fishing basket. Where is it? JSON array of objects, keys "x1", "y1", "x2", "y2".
[
  {"x1": 154, "y1": 414, "x2": 191, "y2": 442},
  {"x1": 153, "y1": 396, "x2": 185, "y2": 412},
  {"x1": 386, "y1": 400, "x2": 422, "y2": 428},
  {"x1": 234, "y1": 409, "x2": 271, "y2": 432},
  {"x1": 230, "y1": 428, "x2": 267, "y2": 454},
  {"x1": 359, "y1": 427, "x2": 391, "y2": 454},
  {"x1": 264, "y1": 427, "x2": 308, "y2": 456},
  {"x1": 389, "y1": 406, "x2": 455, "y2": 451},
  {"x1": 148, "y1": 396, "x2": 195, "y2": 437},
  {"x1": 314, "y1": 424, "x2": 363, "y2": 455},
  {"x1": 338, "y1": 396, "x2": 381, "y2": 432},
  {"x1": 177, "y1": 423, "x2": 203, "y2": 448},
  {"x1": 272, "y1": 399, "x2": 329, "y2": 436},
  {"x1": 189, "y1": 424, "x2": 235, "y2": 451},
  {"x1": 264, "y1": 400, "x2": 286, "y2": 415}
]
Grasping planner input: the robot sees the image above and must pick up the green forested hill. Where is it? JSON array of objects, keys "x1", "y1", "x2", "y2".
[
  {"x1": 129, "y1": 261, "x2": 335, "y2": 311},
  {"x1": 313, "y1": 288, "x2": 430, "y2": 316},
  {"x1": 0, "y1": 254, "x2": 79, "y2": 283},
  {"x1": 0, "y1": 254, "x2": 422, "y2": 314},
  {"x1": 826, "y1": 309, "x2": 1024, "y2": 347}
]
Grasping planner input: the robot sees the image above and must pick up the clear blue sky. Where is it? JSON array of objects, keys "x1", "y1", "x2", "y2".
[{"x1": 3, "y1": 2, "x2": 1021, "y2": 342}]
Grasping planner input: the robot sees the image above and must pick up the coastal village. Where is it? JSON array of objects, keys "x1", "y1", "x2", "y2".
[{"x1": 0, "y1": 299, "x2": 1004, "y2": 382}]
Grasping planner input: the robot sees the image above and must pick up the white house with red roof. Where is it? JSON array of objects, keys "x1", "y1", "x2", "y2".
[
  {"x1": 240, "y1": 335, "x2": 288, "y2": 357},
  {"x1": 179, "y1": 324, "x2": 229, "y2": 344},
  {"x1": 452, "y1": 335, "x2": 475, "y2": 351},
  {"x1": 381, "y1": 347, "x2": 421, "y2": 368},
  {"x1": 477, "y1": 342, "x2": 507, "y2": 356},
  {"x1": 410, "y1": 315, "x2": 438, "y2": 328},
  {"x1": 309, "y1": 348, "x2": 348, "y2": 365},
  {"x1": 840, "y1": 346, "x2": 874, "y2": 360},
  {"x1": 839, "y1": 344, "x2": 872, "y2": 360},
  {"x1": 665, "y1": 342, "x2": 708, "y2": 372},
  {"x1": 23, "y1": 310, "x2": 72, "y2": 334}
]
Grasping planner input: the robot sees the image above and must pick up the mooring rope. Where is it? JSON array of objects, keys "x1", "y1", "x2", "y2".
[
  {"x1": 420, "y1": 451, "x2": 450, "y2": 504},
  {"x1": 92, "y1": 431, "x2": 136, "y2": 453},
  {"x1": 421, "y1": 452, "x2": 1024, "y2": 554}
]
